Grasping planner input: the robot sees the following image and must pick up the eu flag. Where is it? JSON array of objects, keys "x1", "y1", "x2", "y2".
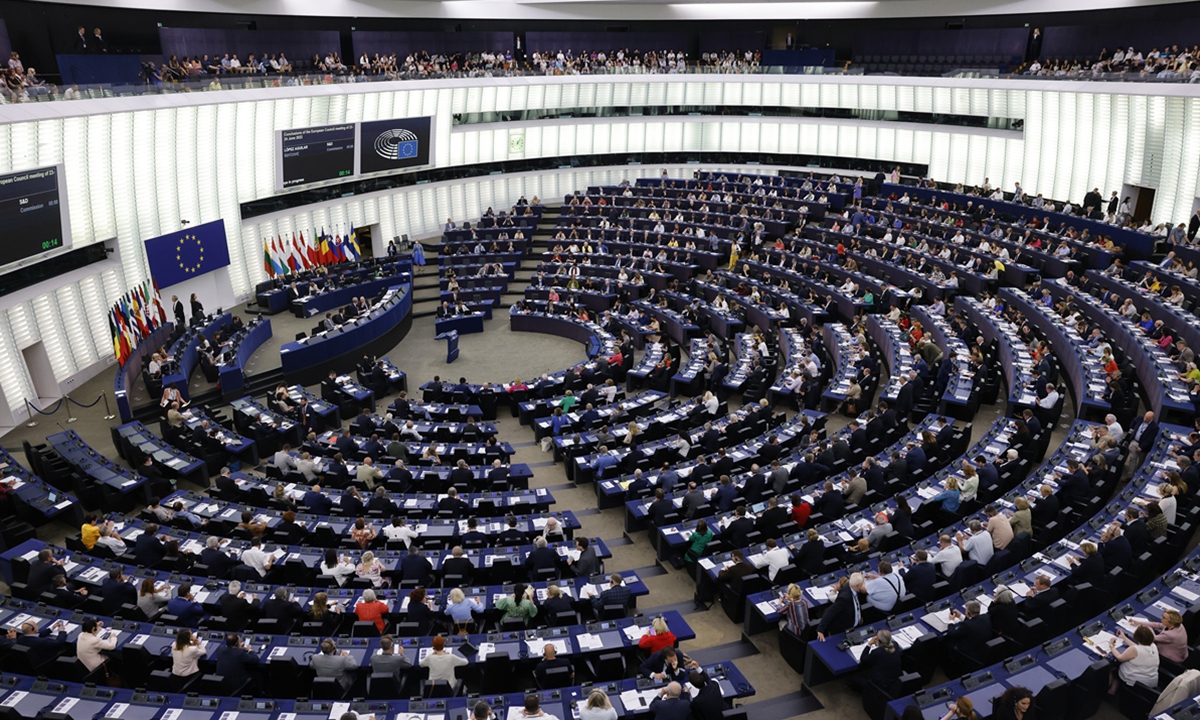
[{"x1": 143, "y1": 219, "x2": 231, "y2": 288}]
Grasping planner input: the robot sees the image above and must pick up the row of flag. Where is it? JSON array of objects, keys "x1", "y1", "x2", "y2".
[
  {"x1": 262, "y1": 225, "x2": 362, "y2": 278},
  {"x1": 109, "y1": 279, "x2": 168, "y2": 366}
]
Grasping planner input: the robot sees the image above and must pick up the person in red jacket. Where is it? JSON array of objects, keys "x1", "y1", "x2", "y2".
[
  {"x1": 638, "y1": 616, "x2": 678, "y2": 654},
  {"x1": 355, "y1": 588, "x2": 389, "y2": 633},
  {"x1": 790, "y1": 493, "x2": 812, "y2": 528}
]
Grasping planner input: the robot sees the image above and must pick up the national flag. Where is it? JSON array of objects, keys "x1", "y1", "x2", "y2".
[
  {"x1": 332, "y1": 234, "x2": 347, "y2": 263},
  {"x1": 291, "y1": 233, "x2": 309, "y2": 270},
  {"x1": 142, "y1": 284, "x2": 157, "y2": 331},
  {"x1": 119, "y1": 297, "x2": 139, "y2": 343},
  {"x1": 346, "y1": 223, "x2": 361, "y2": 261},
  {"x1": 130, "y1": 290, "x2": 149, "y2": 337},
  {"x1": 303, "y1": 231, "x2": 318, "y2": 267},
  {"x1": 115, "y1": 309, "x2": 132, "y2": 364},
  {"x1": 109, "y1": 310, "x2": 122, "y2": 363},
  {"x1": 286, "y1": 237, "x2": 300, "y2": 273},
  {"x1": 319, "y1": 228, "x2": 333, "y2": 265},
  {"x1": 152, "y1": 279, "x2": 167, "y2": 324},
  {"x1": 264, "y1": 239, "x2": 276, "y2": 278},
  {"x1": 137, "y1": 285, "x2": 152, "y2": 331}
]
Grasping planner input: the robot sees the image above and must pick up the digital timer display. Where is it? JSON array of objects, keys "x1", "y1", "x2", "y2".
[
  {"x1": 0, "y1": 165, "x2": 69, "y2": 269},
  {"x1": 277, "y1": 124, "x2": 357, "y2": 190}
]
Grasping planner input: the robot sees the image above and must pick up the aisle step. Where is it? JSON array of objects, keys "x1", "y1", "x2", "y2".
[
  {"x1": 734, "y1": 688, "x2": 824, "y2": 719},
  {"x1": 686, "y1": 638, "x2": 761, "y2": 665}
]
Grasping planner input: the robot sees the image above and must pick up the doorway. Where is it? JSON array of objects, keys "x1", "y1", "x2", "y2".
[
  {"x1": 1120, "y1": 183, "x2": 1156, "y2": 226},
  {"x1": 21, "y1": 342, "x2": 59, "y2": 404},
  {"x1": 358, "y1": 226, "x2": 374, "y2": 260}
]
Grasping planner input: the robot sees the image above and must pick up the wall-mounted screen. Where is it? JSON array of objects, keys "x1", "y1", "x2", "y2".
[
  {"x1": 358, "y1": 116, "x2": 434, "y2": 176},
  {"x1": 0, "y1": 164, "x2": 71, "y2": 270},
  {"x1": 276, "y1": 123, "x2": 357, "y2": 191}
]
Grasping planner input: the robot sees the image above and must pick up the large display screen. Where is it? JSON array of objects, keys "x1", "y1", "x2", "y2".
[
  {"x1": 276, "y1": 123, "x2": 357, "y2": 191},
  {"x1": 0, "y1": 164, "x2": 71, "y2": 270},
  {"x1": 358, "y1": 116, "x2": 433, "y2": 176}
]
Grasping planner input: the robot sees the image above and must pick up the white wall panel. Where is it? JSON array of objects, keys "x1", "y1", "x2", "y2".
[{"x1": 1, "y1": 73, "x2": 1196, "y2": 420}]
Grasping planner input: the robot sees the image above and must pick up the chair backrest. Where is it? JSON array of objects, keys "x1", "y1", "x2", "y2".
[
  {"x1": 368, "y1": 672, "x2": 400, "y2": 700},
  {"x1": 538, "y1": 665, "x2": 573, "y2": 689},
  {"x1": 310, "y1": 676, "x2": 343, "y2": 700}
]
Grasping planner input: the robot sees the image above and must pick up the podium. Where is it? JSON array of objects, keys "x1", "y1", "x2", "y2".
[{"x1": 435, "y1": 330, "x2": 460, "y2": 363}]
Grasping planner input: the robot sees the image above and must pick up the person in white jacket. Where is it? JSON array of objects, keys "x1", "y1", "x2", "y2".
[{"x1": 76, "y1": 617, "x2": 118, "y2": 672}]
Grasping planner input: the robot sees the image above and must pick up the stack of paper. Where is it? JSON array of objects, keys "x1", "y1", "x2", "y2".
[
  {"x1": 806, "y1": 586, "x2": 835, "y2": 601},
  {"x1": 1004, "y1": 582, "x2": 1031, "y2": 597},
  {"x1": 618, "y1": 689, "x2": 658, "y2": 713},
  {"x1": 527, "y1": 638, "x2": 569, "y2": 655},
  {"x1": 1117, "y1": 616, "x2": 1150, "y2": 634},
  {"x1": 576, "y1": 633, "x2": 604, "y2": 651},
  {"x1": 623, "y1": 625, "x2": 650, "y2": 642},
  {"x1": 892, "y1": 624, "x2": 927, "y2": 649},
  {"x1": 1084, "y1": 630, "x2": 1124, "y2": 655}
]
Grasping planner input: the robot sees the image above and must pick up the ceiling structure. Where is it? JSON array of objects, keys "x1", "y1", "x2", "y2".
[{"x1": 34, "y1": 0, "x2": 1192, "y2": 20}]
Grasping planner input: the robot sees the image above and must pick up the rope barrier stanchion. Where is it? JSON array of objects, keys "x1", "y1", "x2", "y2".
[
  {"x1": 65, "y1": 394, "x2": 77, "y2": 423},
  {"x1": 103, "y1": 392, "x2": 115, "y2": 420},
  {"x1": 23, "y1": 397, "x2": 66, "y2": 426}
]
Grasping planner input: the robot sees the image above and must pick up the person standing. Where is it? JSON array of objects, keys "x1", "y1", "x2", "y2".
[{"x1": 1025, "y1": 28, "x2": 1043, "y2": 63}]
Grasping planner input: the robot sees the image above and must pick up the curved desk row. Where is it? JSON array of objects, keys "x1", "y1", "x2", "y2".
[
  {"x1": 954, "y1": 297, "x2": 1040, "y2": 415},
  {"x1": 802, "y1": 420, "x2": 1151, "y2": 690},
  {"x1": 112, "y1": 421, "x2": 208, "y2": 487},
  {"x1": 114, "y1": 324, "x2": 176, "y2": 423},
  {"x1": 1042, "y1": 278, "x2": 1193, "y2": 420},
  {"x1": 883, "y1": 182, "x2": 1143, "y2": 261},
  {"x1": 290, "y1": 269, "x2": 411, "y2": 318},
  {"x1": 216, "y1": 318, "x2": 272, "y2": 398},
  {"x1": 46, "y1": 430, "x2": 150, "y2": 510},
  {"x1": 1091, "y1": 269, "x2": 1200, "y2": 371},
  {"x1": 255, "y1": 260, "x2": 411, "y2": 315},
  {"x1": 909, "y1": 306, "x2": 976, "y2": 416},
  {"x1": 0, "y1": 537, "x2": 630, "y2": 609},
  {"x1": 509, "y1": 311, "x2": 619, "y2": 359},
  {"x1": 885, "y1": 426, "x2": 1197, "y2": 720},
  {"x1": 164, "y1": 313, "x2": 233, "y2": 402},
  {"x1": 280, "y1": 286, "x2": 412, "y2": 387},
  {"x1": 0, "y1": 447, "x2": 80, "y2": 525},
  {"x1": 713, "y1": 269, "x2": 813, "y2": 330},
  {"x1": 1001, "y1": 288, "x2": 1110, "y2": 418},
  {"x1": 0, "y1": 660, "x2": 750, "y2": 720},
  {"x1": 864, "y1": 315, "x2": 915, "y2": 404}
]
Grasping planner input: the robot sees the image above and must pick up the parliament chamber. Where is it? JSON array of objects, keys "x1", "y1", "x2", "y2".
[{"x1": 4, "y1": 3, "x2": 1200, "y2": 720}]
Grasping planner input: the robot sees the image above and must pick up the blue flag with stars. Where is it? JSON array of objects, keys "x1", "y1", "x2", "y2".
[{"x1": 143, "y1": 220, "x2": 231, "y2": 288}]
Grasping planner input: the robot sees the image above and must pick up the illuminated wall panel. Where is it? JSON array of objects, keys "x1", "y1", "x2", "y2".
[{"x1": 0, "y1": 74, "x2": 1195, "y2": 419}]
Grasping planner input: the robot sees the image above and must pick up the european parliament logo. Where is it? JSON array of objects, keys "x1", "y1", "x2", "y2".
[
  {"x1": 175, "y1": 233, "x2": 206, "y2": 276},
  {"x1": 144, "y1": 220, "x2": 230, "y2": 289},
  {"x1": 374, "y1": 128, "x2": 419, "y2": 161}
]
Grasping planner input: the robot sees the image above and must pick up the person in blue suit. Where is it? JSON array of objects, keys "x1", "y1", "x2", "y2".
[
  {"x1": 900, "y1": 550, "x2": 938, "y2": 602},
  {"x1": 712, "y1": 475, "x2": 738, "y2": 512},
  {"x1": 303, "y1": 485, "x2": 334, "y2": 515}
]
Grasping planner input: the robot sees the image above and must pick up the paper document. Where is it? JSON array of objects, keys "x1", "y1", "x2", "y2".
[{"x1": 623, "y1": 625, "x2": 650, "y2": 642}]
